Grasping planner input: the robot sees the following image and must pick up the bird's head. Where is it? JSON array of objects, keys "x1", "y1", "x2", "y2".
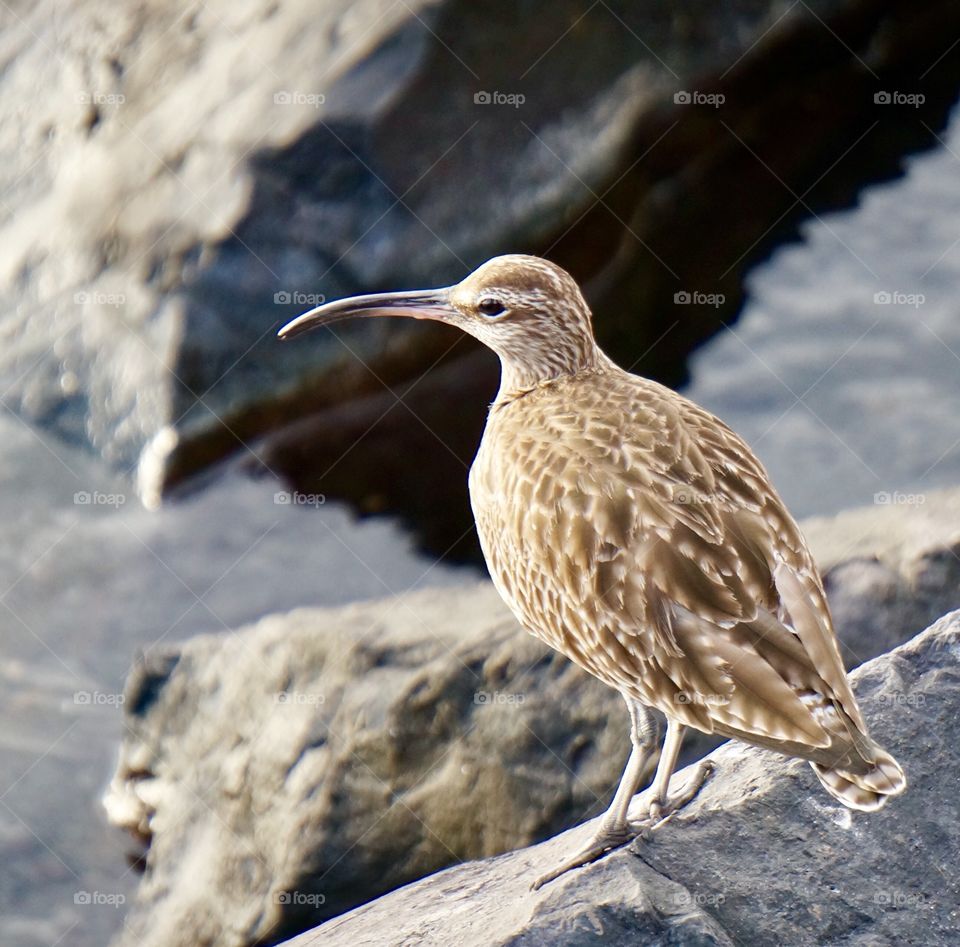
[{"x1": 278, "y1": 255, "x2": 601, "y2": 395}]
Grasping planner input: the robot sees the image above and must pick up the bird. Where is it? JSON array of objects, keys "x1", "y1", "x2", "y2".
[{"x1": 278, "y1": 254, "x2": 906, "y2": 890}]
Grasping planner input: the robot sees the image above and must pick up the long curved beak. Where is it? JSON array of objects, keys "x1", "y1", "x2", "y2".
[{"x1": 277, "y1": 287, "x2": 455, "y2": 340}]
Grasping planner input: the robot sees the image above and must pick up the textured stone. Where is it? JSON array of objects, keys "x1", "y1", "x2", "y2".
[
  {"x1": 282, "y1": 609, "x2": 960, "y2": 947},
  {"x1": 804, "y1": 487, "x2": 960, "y2": 667},
  {"x1": 105, "y1": 585, "x2": 628, "y2": 947}
]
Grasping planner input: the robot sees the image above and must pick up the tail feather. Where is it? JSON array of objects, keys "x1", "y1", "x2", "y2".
[{"x1": 811, "y1": 745, "x2": 906, "y2": 812}]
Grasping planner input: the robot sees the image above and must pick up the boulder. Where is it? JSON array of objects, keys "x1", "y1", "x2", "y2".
[
  {"x1": 105, "y1": 585, "x2": 629, "y2": 947},
  {"x1": 282, "y1": 608, "x2": 960, "y2": 947},
  {"x1": 105, "y1": 489, "x2": 960, "y2": 946},
  {"x1": 804, "y1": 487, "x2": 960, "y2": 666}
]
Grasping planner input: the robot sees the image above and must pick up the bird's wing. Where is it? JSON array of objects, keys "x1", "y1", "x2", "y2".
[{"x1": 525, "y1": 373, "x2": 863, "y2": 743}]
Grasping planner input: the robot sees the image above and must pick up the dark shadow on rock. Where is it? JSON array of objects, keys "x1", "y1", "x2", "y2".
[
  {"x1": 244, "y1": 345, "x2": 497, "y2": 563},
  {"x1": 229, "y1": 0, "x2": 960, "y2": 562}
]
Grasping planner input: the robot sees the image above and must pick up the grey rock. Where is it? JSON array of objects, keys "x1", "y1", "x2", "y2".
[
  {"x1": 804, "y1": 487, "x2": 960, "y2": 667},
  {"x1": 282, "y1": 609, "x2": 960, "y2": 947},
  {"x1": 105, "y1": 585, "x2": 629, "y2": 947},
  {"x1": 105, "y1": 489, "x2": 960, "y2": 946}
]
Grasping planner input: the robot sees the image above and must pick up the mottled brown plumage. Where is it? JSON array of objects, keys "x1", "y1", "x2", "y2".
[{"x1": 280, "y1": 254, "x2": 905, "y2": 887}]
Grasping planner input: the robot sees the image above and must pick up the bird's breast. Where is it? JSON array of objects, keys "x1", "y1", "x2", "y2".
[{"x1": 469, "y1": 411, "x2": 597, "y2": 659}]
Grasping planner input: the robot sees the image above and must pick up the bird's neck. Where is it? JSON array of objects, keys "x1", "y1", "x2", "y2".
[{"x1": 495, "y1": 339, "x2": 608, "y2": 403}]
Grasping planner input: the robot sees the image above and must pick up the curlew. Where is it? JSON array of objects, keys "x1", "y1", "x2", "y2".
[{"x1": 279, "y1": 255, "x2": 905, "y2": 889}]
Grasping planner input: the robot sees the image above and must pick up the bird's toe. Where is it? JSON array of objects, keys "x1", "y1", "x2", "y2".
[{"x1": 530, "y1": 823, "x2": 639, "y2": 892}]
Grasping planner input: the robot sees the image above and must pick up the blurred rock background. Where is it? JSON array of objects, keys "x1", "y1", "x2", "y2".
[{"x1": 1, "y1": 1, "x2": 959, "y2": 945}]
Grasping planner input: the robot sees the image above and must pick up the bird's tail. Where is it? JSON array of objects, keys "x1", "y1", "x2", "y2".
[{"x1": 811, "y1": 743, "x2": 906, "y2": 811}]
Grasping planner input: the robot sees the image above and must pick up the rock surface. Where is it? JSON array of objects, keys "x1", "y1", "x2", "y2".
[
  {"x1": 282, "y1": 608, "x2": 960, "y2": 947},
  {"x1": 3, "y1": 0, "x2": 958, "y2": 524},
  {"x1": 105, "y1": 489, "x2": 960, "y2": 946},
  {"x1": 805, "y1": 488, "x2": 960, "y2": 668},
  {"x1": 106, "y1": 585, "x2": 630, "y2": 947}
]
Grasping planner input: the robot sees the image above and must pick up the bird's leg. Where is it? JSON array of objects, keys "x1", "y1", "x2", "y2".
[
  {"x1": 531, "y1": 699, "x2": 659, "y2": 891},
  {"x1": 627, "y1": 718, "x2": 713, "y2": 835}
]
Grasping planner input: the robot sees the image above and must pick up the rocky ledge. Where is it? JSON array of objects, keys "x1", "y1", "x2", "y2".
[{"x1": 282, "y1": 608, "x2": 960, "y2": 947}]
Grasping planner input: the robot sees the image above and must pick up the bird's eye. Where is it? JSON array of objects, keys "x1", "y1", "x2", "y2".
[{"x1": 477, "y1": 296, "x2": 506, "y2": 317}]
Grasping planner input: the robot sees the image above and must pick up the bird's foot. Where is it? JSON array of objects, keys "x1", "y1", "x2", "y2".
[
  {"x1": 626, "y1": 759, "x2": 714, "y2": 842},
  {"x1": 530, "y1": 760, "x2": 714, "y2": 892},
  {"x1": 530, "y1": 821, "x2": 638, "y2": 892}
]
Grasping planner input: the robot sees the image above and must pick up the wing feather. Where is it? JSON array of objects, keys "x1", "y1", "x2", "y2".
[{"x1": 472, "y1": 369, "x2": 861, "y2": 751}]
